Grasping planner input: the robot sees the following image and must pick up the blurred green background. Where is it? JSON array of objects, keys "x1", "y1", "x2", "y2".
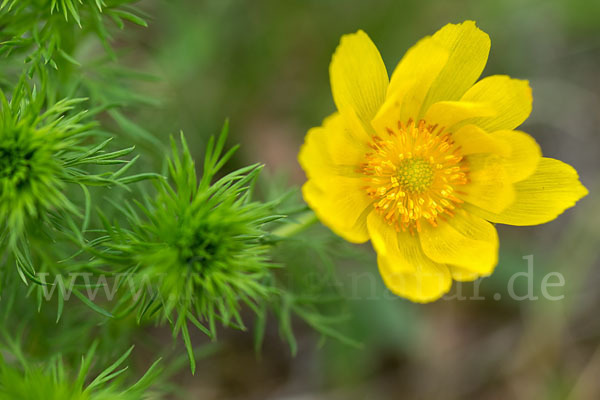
[{"x1": 91, "y1": 0, "x2": 600, "y2": 398}]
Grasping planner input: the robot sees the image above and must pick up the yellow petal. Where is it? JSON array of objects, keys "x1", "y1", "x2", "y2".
[
  {"x1": 460, "y1": 75, "x2": 533, "y2": 132},
  {"x1": 367, "y1": 212, "x2": 452, "y2": 302},
  {"x1": 450, "y1": 126, "x2": 541, "y2": 184},
  {"x1": 468, "y1": 157, "x2": 588, "y2": 226},
  {"x1": 452, "y1": 124, "x2": 510, "y2": 156},
  {"x1": 460, "y1": 153, "x2": 515, "y2": 213},
  {"x1": 423, "y1": 100, "x2": 496, "y2": 131},
  {"x1": 371, "y1": 79, "x2": 414, "y2": 135},
  {"x1": 330, "y1": 30, "x2": 389, "y2": 134},
  {"x1": 299, "y1": 114, "x2": 371, "y2": 243},
  {"x1": 491, "y1": 129, "x2": 541, "y2": 183},
  {"x1": 302, "y1": 179, "x2": 371, "y2": 243},
  {"x1": 378, "y1": 255, "x2": 452, "y2": 303},
  {"x1": 449, "y1": 265, "x2": 482, "y2": 282},
  {"x1": 421, "y1": 21, "x2": 491, "y2": 111},
  {"x1": 367, "y1": 210, "x2": 404, "y2": 261},
  {"x1": 386, "y1": 37, "x2": 449, "y2": 122},
  {"x1": 420, "y1": 209, "x2": 499, "y2": 275},
  {"x1": 299, "y1": 113, "x2": 368, "y2": 182}
]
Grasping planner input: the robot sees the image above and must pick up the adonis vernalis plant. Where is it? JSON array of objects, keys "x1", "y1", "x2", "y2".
[
  {"x1": 299, "y1": 21, "x2": 588, "y2": 302},
  {"x1": 1, "y1": 0, "x2": 589, "y2": 395},
  {"x1": 0, "y1": 76, "x2": 151, "y2": 280},
  {"x1": 94, "y1": 125, "x2": 281, "y2": 373}
]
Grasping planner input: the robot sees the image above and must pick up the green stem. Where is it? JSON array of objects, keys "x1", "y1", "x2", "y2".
[{"x1": 273, "y1": 211, "x2": 319, "y2": 238}]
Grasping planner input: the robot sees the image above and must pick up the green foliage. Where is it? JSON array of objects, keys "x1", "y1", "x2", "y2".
[
  {"x1": 0, "y1": 74, "x2": 151, "y2": 282},
  {"x1": 91, "y1": 124, "x2": 282, "y2": 372},
  {"x1": 0, "y1": 343, "x2": 162, "y2": 400},
  {"x1": 261, "y1": 205, "x2": 362, "y2": 354},
  {"x1": 0, "y1": 0, "x2": 146, "y2": 71}
]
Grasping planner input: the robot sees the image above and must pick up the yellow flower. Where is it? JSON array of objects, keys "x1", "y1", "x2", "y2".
[{"x1": 299, "y1": 21, "x2": 588, "y2": 302}]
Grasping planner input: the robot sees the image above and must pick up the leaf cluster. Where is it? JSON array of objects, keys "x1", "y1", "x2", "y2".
[
  {"x1": 0, "y1": 74, "x2": 153, "y2": 286},
  {"x1": 90, "y1": 124, "x2": 282, "y2": 373},
  {"x1": 0, "y1": 341, "x2": 162, "y2": 400},
  {"x1": 0, "y1": 0, "x2": 147, "y2": 72}
]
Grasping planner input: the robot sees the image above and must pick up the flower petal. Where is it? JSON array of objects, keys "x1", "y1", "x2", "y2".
[
  {"x1": 452, "y1": 124, "x2": 510, "y2": 156},
  {"x1": 420, "y1": 209, "x2": 499, "y2": 276},
  {"x1": 371, "y1": 79, "x2": 414, "y2": 134},
  {"x1": 367, "y1": 212, "x2": 451, "y2": 302},
  {"x1": 459, "y1": 75, "x2": 533, "y2": 132},
  {"x1": 423, "y1": 100, "x2": 496, "y2": 130},
  {"x1": 449, "y1": 265, "x2": 482, "y2": 282},
  {"x1": 460, "y1": 153, "x2": 515, "y2": 213},
  {"x1": 299, "y1": 113, "x2": 368, "y2": 181},
  {"x1": 302, "y1": 179, "x2": 371, "y2": 243},
  {"x1": 330, "y1": 30, "x2": 389, "y2": 134},
  {"x1": 387, "y1": 37, "x2": 449, "y2": 122},
  {"x1": 421, "y1": 21, "x2": 491, "y2": 110},
  {"x1": 450, "y1": 126, "x2": 541, "y2": 184},
  {"x1": 491, "y1": 129, "x2": 541, "y2": 183},
  {"x1": 367, "y1": 210, "x2": 402, "y2": 260},
  {"x1": 467, "y1": 157, "x2": 588, "y2": 226},
  {"x1": 378, "y1": 254, "x2": 452, "y2": 303}
]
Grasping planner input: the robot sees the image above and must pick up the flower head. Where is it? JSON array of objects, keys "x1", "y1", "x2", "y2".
[{"x1": 299, "y1": 21, "x2": 588, "y2": 302}]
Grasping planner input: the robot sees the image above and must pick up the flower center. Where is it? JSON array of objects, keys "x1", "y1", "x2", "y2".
[
  {"x1": 396, "y1": 157, "x2": 434, "y2": 194},
  {"x1": 361, "y1": 119, "x2": 468, "y2": 233}
]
